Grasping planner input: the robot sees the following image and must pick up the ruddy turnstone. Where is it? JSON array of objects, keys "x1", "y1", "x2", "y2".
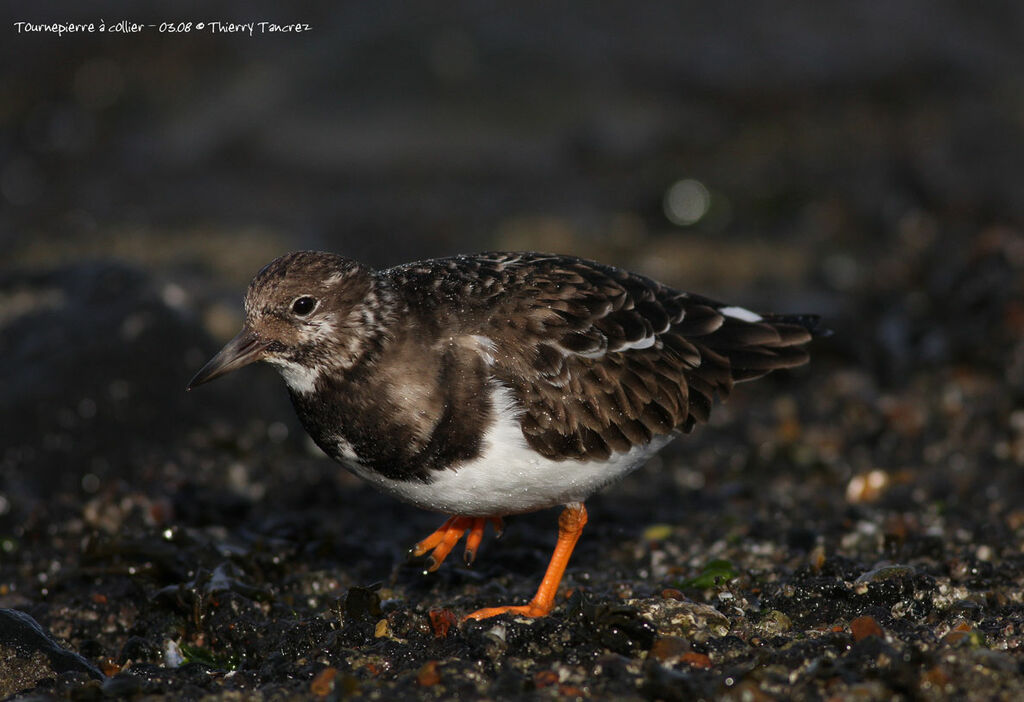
[{"x1": 188, "y1": 251, "x2": 824, "y2": 620}]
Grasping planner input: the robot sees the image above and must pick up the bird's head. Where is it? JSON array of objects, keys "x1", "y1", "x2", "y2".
[{"x1": 187, "y1": 251, "x2": 384, "y2": 394}]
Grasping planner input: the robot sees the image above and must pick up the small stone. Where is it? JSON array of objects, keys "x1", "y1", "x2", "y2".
[
  {"x1": 98, "y1": 656, "x2": 121, "y2": 677},
  {"x1": 310, "y1": 667, "x2": 337, "y2": 697},
  {"x1": 533, "y1": 670, "x2": 559, "y2": 689},
  {"x1": 809, "y1": 544, "x2": 826, "y2": 572},
  {"x1": 846, "y1": 469, "x2": 890, "y2": 503},
  {"x1": 854, "y1": 564, "x2": 915, "y2": 583},
  {"x1": 680, "y1": 651, "x2": 712, "y2": 669},
  {"x1": 428, "y1": 608, "x2": 458, "y2": 638},
  {"x1": 850, "y1": 615, "x2": 884, "y2": 641},
  {"x1": 417, "y1": 660, "x2": 441, "y2": 687},
  {"x1": 343, "y1": 587, "x2": 382, "y2": 625},
  {"x1": 943, "y1": 622, "x2": 985, "y2": 648},
  {"x1": 643, "y1": 524, "x2": 674, "y2": 541},
  {"x1": 648, "y1": 635, "x2": 690, "y2": 664},
  {"x1": 757, "y1": 610, "x2": 792, "y2": 636},
  {"x1": 634, "y1": 599, "x2": 730, "y2": 639}
]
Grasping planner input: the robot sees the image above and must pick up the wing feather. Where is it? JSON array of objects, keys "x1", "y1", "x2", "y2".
[{"x1": 392, "y1": 252, "x2": 820, "y2": 462}]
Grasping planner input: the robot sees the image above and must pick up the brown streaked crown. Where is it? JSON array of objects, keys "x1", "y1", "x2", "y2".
[{"x1": 243, "y1": 251, "x2": 388, "y2": 372}]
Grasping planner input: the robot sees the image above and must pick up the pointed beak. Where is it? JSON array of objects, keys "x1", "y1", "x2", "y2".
[{"x1": 187, "y1": 326, "x2": 268, "y2": 390}]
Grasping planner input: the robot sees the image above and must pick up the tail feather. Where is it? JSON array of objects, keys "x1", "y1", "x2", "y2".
[
  {"x1": 764, "y1": 313, "x2": 832, "y2": 338},
  {"x1": 704, "y1": 311, "x2": 826, "y2": 384}
]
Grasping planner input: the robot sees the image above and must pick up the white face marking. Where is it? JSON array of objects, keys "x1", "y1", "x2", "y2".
[
  {"x1": 720, "y1": 306, "x2": 763, "y2": 323},
  {"x1": 269, "y1": 358, "x2": 322, "y2": 395},
  {"x1": 294, "y1": 313, "x2": 339, "y2": 345},
  {"x1": 338, "y1": 385, "x2": 673, "y2": 517}
]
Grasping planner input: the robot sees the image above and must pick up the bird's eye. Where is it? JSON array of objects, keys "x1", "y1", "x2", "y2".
[{"x1": 291, "y1": 296, "x2": 317, "y2": 316}]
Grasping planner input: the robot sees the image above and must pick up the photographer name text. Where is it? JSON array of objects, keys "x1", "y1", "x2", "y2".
[{"x1": 12, "y1": 21, "x2": 311, "y2": 37}]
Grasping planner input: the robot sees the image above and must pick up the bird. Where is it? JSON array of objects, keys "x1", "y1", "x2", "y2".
[{"x1": 187, "y1": 250, "x2": 824, "y2": 620}]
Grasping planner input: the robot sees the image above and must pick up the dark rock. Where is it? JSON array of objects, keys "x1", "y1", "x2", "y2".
[
  {"x1": 0, "y1": 261, "x2": 296, "y2": 507},
  {"x1": 0, "y1": 608, "x2": 104, "y2": 698}
]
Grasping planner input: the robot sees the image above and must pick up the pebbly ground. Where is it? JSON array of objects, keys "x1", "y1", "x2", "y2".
[
  {"x1": 3, "y1": 2, "x2": 1024, "y2": 700},
  {"x1": 1, "y1": 222, "x2": 1022, "y2": 701}
]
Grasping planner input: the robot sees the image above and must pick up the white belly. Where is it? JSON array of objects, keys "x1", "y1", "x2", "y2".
[{"x1": 334, "y1": 385, "x2": 672, "y2": 517}]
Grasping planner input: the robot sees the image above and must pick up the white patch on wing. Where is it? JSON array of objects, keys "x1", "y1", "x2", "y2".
[
  {"x1": 616, "y1": 334, "x2": 656, "y2": 351},
  {"x1": 337, "y1": 384, "x2": 673, "y2": 516},
  {"x1": 720, "y1": 305, "x2": 763, "y2": 323},
  {"x1": 269, "y1": 358, "x2": 322, "y2": 394},
  {"x1": 467, "y1": 335, "x2": 497, "y2": 365},
  {"x1": 478, "y1": 254, "x2": 522, "y2": 270},
  {"x1": 329, "y1": 434, "x2": 362, "y2": 464}
]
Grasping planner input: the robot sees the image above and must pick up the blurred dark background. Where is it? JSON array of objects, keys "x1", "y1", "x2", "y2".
[
  {"x1": 3, "y1": 0, "x2": 1024, "y2": 551},
  {"x1": 6, "y1": 2, "x2": 1023, "y2": 282}
]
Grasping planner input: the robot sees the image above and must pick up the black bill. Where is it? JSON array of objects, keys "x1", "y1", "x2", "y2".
[{"x1": 187, "y1": 326, "x2": 267, "y2": 390}]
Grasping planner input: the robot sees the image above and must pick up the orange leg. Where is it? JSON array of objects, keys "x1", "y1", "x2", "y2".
[
  {"x1": 410, "y1": 516, "x2": 504, "y2": 571},
  {"x1": 464, "y1": 503, "x2": 588, "y2": 621}
]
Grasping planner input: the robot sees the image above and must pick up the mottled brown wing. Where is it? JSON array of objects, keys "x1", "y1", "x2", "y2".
[{"x1": 455, "y1": 253, "x2": 819, "y2": 461}]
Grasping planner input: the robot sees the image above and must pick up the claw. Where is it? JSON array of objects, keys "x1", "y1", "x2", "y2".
[
  {"x1": 426, "y1": 523, "x2": 464, "y2": 571},
  {"x1": 410, "y1": 516, "x2": 503, "y2": 572},
  {"x1": 411, "y1": 516, "x2": 460, "y2": 558},
  {"x1": 463, "y1": 521, "x2": 485, "y2": 566}
]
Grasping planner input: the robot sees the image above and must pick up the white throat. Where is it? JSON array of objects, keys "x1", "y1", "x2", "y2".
[{"x1": 270, "y1": 358, "x2": 323, "y2": 395}]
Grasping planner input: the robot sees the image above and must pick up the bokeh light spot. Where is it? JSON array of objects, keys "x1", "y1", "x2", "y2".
[{"x1": 664, "y1": 178, "x2": 711, "y2": 226}]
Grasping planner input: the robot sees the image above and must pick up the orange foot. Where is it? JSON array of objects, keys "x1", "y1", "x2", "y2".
[
  {"x1": 410, "y1": 516, "x2": 504, "y2": 571},
  {"x1": 463, "y1": 503, "x2": 588, "y2": 621}
]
